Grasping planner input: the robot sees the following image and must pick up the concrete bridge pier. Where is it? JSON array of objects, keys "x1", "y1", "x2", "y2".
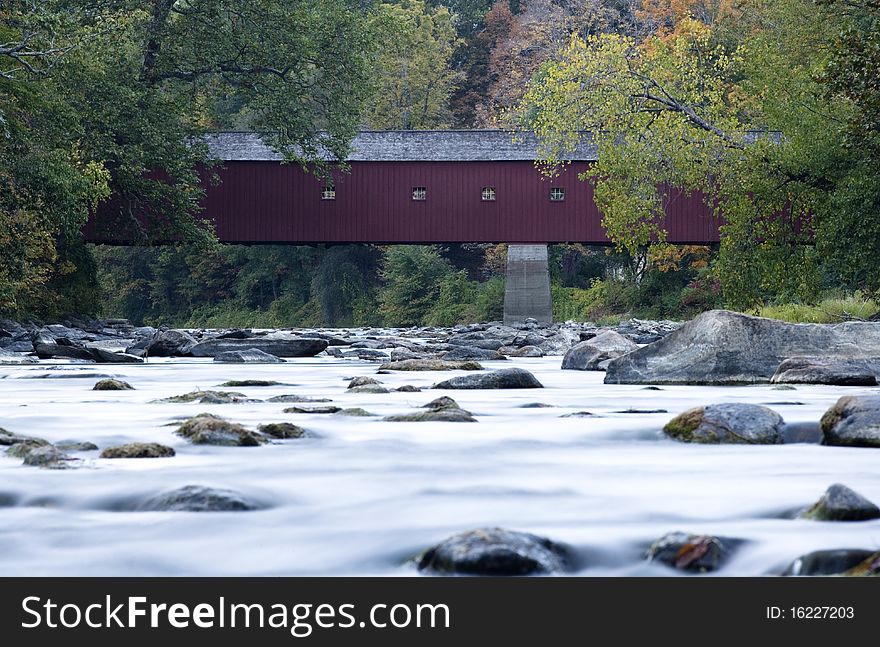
[{"x1": 503, "y1": 244, "x2": 553, "y2": 325}]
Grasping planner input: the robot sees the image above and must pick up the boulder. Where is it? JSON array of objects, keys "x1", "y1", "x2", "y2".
[
  {"x1": 770, "y1": 357, "x2": 877, "y2": 386},
  {"x1": 89, "y1": 348, "x2": 144, "y2": 364},
  {"x1": 100, "y1": 443, "x2": 176, "y2": 459},
  {"x1": 189, "y1": 336, "x2": 328, "y2": 358},
  {"x1": 385, "y1": 397, "x2": 477, "y2": 422},
  {"x1": 213, "y1": 348, "x2": 285, "y2": 363},
  {"x1": 93, "y1": 379, "x2": 134, "y2": 391},
  {"x1": 663, "y1": 403, "x2": 784, "y2": 444},
  {"x1": 335, "y1": 408, "x2": 377, "y2": 417},
  {"x1": 561, "y1": 331, "x2": 639, "y2": 371},
  {"x1": 646, "y1": 532, "x2": 737, "y2": 573},
  {"x1": 434, "y1": 368, "x2": 543, "y2": 390},
  {"x1": 175, "y1": 413, "x2": 265, "y2": 446},
  {"x1": 784, "y1": 549, "x2": 880, "y2": 576},
  {"x1": 820, "y1": 396, "x2": 880, "y2": 447},
  {"x1": 504, "y1": 345, "x2": 544, "y2": 358},
  {"x1": 257, "y1": 423, "x2": 308, "y2": 439},
  {"x1": 799, "y1": 484, "x2": 880, "y2": 521},
  {"x1": 395, "y1": 385, "x2": 422, "y2": 392},
  {"x1": 283, "y1": 405, "x2": 342, "y2": 414},
  {"x1": 536, "y1": 331, "x2": 579, "y2": 356},
  {"x1": 615, "y1": 319, "x2": 681, "y2": 344},
  {"x1": 378, "y1": 359, "x2": 484, "y2": 371},
  {"x1": 605, "y1": 309, "x2": 880, "y2": 385},
  {"x1": 417, "y1": 528, "x2": 572, "y2": 575},
  {"x1": 56, "y1": 441, "x2": 99, "y2": 451},
  {"x1": 159, "y1": 390, "x2": 255, "y2": 404},
  {"x1": 21, "y1": 445, "x2": 77, "y2": 469},
  {"x1": 137, "y1": 485, "x2": 260, "y2": 512},
  {"x1": 0, "y1": 428, "x2": 49, "y2": 447},
  {"x1": 144, "y1": 329, "x2": 197, "y2": 357},
  {"x1": 348, "y1": 376, "x2": 382, "y2": 388}
]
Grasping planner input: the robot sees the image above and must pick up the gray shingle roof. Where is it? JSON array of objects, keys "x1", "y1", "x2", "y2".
[{"x1": 204, "y1": 130, "x2": 599, "y2": 162}]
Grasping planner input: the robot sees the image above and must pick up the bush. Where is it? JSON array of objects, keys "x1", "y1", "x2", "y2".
[{"x1": 758, "y1": 294, "x2": 879, "y2": 323}]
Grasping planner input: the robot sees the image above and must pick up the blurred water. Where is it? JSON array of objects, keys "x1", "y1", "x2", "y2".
[{"x1": 0, "y1": 356, "x2": 877, "y2": 576}]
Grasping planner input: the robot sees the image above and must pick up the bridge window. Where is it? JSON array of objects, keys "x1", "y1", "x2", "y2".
[
  {"x1": 550, "y1": 187, "x2": 565, "y2": 201},
  {"x1": 481, "y1": 187, "x2": 496, "y2": 201},
  {"x1": 321, "y1": 182, "x2": 336, "y2": 200},
  {"x1": 412, "y1": 186, "x2": 427, "y2": 201}
]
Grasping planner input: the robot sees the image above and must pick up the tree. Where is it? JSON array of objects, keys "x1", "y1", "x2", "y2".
[
  {"x1": 365, "y1": 1, "x2": 461, "y2": 129},
  {"x1": 378, "y1": 245, "x2": 455, "y2": 325}
]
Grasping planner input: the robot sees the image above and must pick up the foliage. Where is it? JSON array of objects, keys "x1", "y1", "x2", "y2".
[{"x1": 758, "y1": 294, "x2": 879, "y2": 323}]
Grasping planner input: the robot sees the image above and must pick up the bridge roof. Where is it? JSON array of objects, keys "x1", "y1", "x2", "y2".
[{"x1": 204, "y1": 130, "x2": 598, "y2": 163}]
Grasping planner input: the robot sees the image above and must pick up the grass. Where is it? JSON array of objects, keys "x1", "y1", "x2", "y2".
[{"x1": 757, "y1": 294, "x2": 879, "y2": 323}]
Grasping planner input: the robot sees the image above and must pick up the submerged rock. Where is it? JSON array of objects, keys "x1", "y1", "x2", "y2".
[
  {"x1": 561, "y1": 331, "x2": 638, "y2": 371},
  {"x1": 378, "y1": 359, "x2": 484, "y2": 371},
  {"x1": 267, "y1": 394, "x2": 332, "y2": 403},
  {"x1": 56, "y1": 441, "x2": 99, "y2": 451},
  {"x1": 0, "y1": 348, "x2": 37, "y2": 365},
  {"x1": 335, "y1": 408, "x2": 377, "y2": 417},
  {"x1": 100, "y1": 443, "x2": 176, "y2": 459},
  {"x1": 800, "y1": 484, "x2": 880, "y2": 521},
  {"x1": 417, "y1": 528, "x2": 572, "y2": 576},
  {"x1": 1, "y1": 428, "x2": 49, "y2": 447},
  {"x1": 347, "y1": 384, "x2": 391, "y2": 394},
  {"x1": 213, "y1": 348, "x2": 285, "y2": 363},
  {"x1": 93, "y1": 379, "x2": 134, "y2": 391},
  {"x1": 221, "y1": 380, "x2": 281, "y2": 387},
  {"x1": 663, "y1": 403, "x2": 784, "y2": 444},
  {"x1": 137, "y1": 485, "x2": 260, "y2": 512},
  {"x1": 820, "y1": 396, "x2": 880, "y2": 447},
  {"x1": 646, "y1": 532, "x2": 736, "y2": 573},
  {"x1": 257, "y1": 423, "x2": 308, "y2": 439},
  {"x1": 21, "y1": 445, "x2": 77, "y2": 469},
  {"x1": 395, "y1": 385, "x2": 422, "y2": 392},
  {"x1": 385, "y1": 397, "x2": 476, "y2": 422},
  {"x1": 784, "y1": 549, "x2": 880, "y2": 576},
  {"x1": 283, "y1": 405, "x2": 342, "y2": 414},
  {"x1": 175, "y1": 413, "x2": 265, "y2": 446},
  {"x1": 434, "y1": 368, "x2": 543, "y2": 390},
  {"x1": 605, "y1": 309, "x2": 880, "y2": 385},
  {"x1": 770, "y1": 357, "x2": 877, "y2": 386},
  {"x1": 159, "y1": 390, "x2": 256, "y2": 404}
]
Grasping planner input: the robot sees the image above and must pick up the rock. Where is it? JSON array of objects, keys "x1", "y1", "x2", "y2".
[
  {"x1": 389, "y1": 348, "x2": 431, "y2": 361},
  {"x1": 663, "y1": 403, "x2": 784, "y2": 444},
  {"x1": 615, "y1": 408, "x2": 667, "y2": 414},
  {"x1": 395, "y1": 385, "x2": 422, "y2": 392},
  {"x1": 341, "y1": 349, "x2": 389, "y2": 361},
  {"x1": 440, "y1": 346, "x2": 506, "y2": 361},
  {"x1": 0, "y1": 428, "x2": 49, "y2": 447},
  {"x1": 417, "y1": 528, "x2": 571, "y2": 576},
  {"x1": 646, "y1": 532, "x2": 736, "y2": 573},
  {"x1": 348, "y1": 376, "x2": 382, "y2": 388},
  {"x1": 336, "y1": 408, "x2": 377, "y2": 417},
  {"x1": 257, "y1": 423, "x2": 308, "y2": 439},
  {"x1": 0, "y1": 348, "x2": 37, "y2": 364},
  {"x1": 267, "y1": 394, "x2": 332, "y2": 403},
  {"x1": 216, "y1": 329, "x2": 255, "y2": 339},
  {"x1": 213, "y1": 348, "x2": 286, "y2": 363},
  {"x1": 800, "y1": 484, "x2": 880, "y2": 521},
  {"x1": 56, "y1": 441, "x2": 99, "y2": 451},
  {"x1": 520, "y1": 402, "x2": 554, "y2": 408},
  {"x1": 505, "y1": 345, "x2": 544, "y2": 358},
  {"x1": 175, "y1": 413, "x2": 266, "y2": 446},
  {"x1": 615, "y1": 318, "x2": 681, "y2": 344},
  {"x1": 536, "y1": 331, "x2": 579, "y2": 356},
  {"x1": 189, "y1": 336, "x2": 328, "y2": 358},
  {"x1": 347, "y1": 384, "x2": 391, "y2": 394},
  {"x1": 561, "y1": 331, "x2": 639, "y2": 371},
  {"x1": 385, "y1": 396, "x2": 477, "y2": 422},
  {"x1": 93, "y1": 379, "x2": 134, "y2": 391},
  {"x1": 770, "y1": 357, "x2": 877, "y2": 386},
  {"x1": 772, "y1": 385, "x2": 797, "y2": 390},
  {"x1": 378, "y1": 359, "x2": 484, "y2": 371},
  {"x1": 159, "y1": 390, "x2": 256, "y2": 404},
  {"x1": 220, "y1": 380, "x2": 281, "y2": 387},
  {"x1": 422, "y1": 396, "x2": 458, "y2": 410},
  {"x1": 605, "y1": 309, "x2": 880, "y2": 385},
  {"x1": 446, "y1": 338, "x2": 506, "y2": 351},
  {"x1": 100, "y1": 443, "x2": 176, "y2": 459},
  {"x1": 820, "y1": 396, "x2": 880, "y2": 447},
  {"x1": 89, "y1": 348, "x2": 144, "y2": 364},
  {"x1": 144, "y1": 329, "x2": 197, "y2": 357},
  {"x1": 560, "y1": 411, "x2": 597, "y2": 418},
  {"x1": 283, "y1": 406, "x2": 342, "y2": 414},
  {"x1": 434, "y1": 368, "x2": 543, "y2": 390},
  {"x1": 137, "y1": 485, "x2": 260, "y2": 512},
  {"x1": 32, "y1": 337, "x2": 95, "y2": 361},
  {"x1": 784, "y1": 549, "x2": 879, "y2": 576},
  {"x1": 21, "y1": 445, "x2": 77, "y2": 469}
]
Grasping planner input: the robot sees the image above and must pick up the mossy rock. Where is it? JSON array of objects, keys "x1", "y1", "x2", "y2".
[
  {"x1": 348, "y1": 376, "x2": 382, "y2": 388},
  {"x1": 175, "y1": 413, "x2": 265, "y2": 446},
  {"x1": 378, "y1": 359, "x2": 484, "y2": 371},
  {"x1": 336, "y1": 408, "x2": 377, "y2": 417},
  {"x1": 100, "y1": 443, "x2": 176, "y2": 459},
  {"x1": 385, "y1": 396, "x2": 476, "y2": 422},
  {"x1": 347, "y1": 384, "x2": 391, "y2": 394},
  {"x1": 159, "y1": 390, "x2": 255, "y2": 404},
  {"x1": 267, "y1": 394, "x2": 333, "y2": 403},
  {"x1": 663, "y1": 404, "x2": 784, "y2": 444},
  {"x1": 93, "y1": 379, "x2": 134, "y2": 391},
  {"x1": 800, "y1": 484, "x2": 880, "y2": 521},
  {"x1": 257, "y1": 423, "x2": 308, "y2": 439},
  {"x1": 20, "y1": 445, "x2": 77, "y2": 469},
  {"x1": 6, "y1": 438, "x2": 51, "y2": 458}
]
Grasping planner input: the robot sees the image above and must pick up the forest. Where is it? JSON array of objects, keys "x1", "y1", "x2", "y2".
[{"x1": 1, "y1": 0, "x2": 879, "y2": 327}]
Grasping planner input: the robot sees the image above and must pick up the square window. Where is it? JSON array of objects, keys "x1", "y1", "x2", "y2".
[
  {"x1": 481, "y1": 187, "x2": 496, "y2": 201},
  {"x1": 412, "y1": 186, "x2": 427, "y2": 201},
  {"x1": 550, "y1": 187, "x2": 565, "y2": 201},
  {"x1": 321, "y1": 183, "x2": 336, "y2": 200}
]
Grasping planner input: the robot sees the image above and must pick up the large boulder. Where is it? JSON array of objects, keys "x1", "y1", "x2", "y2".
[
  {"x1": 799, "y1": 484, "x2": 880, "y2": 521},
  {"x1": 213, "y1": 348, "x2": 285, "y2": 363},
  {"x1": 770, "y1": 357, "x2": 877, "y2": 386},
  {"x1": 561, "y1": 330, "x2": 639, "y2": 371},
  {"x1": 663, "y1": 403, "x2": 784, "y2": 444},
  {"x1": 417, "y1": 528, "x2": 572, "y2": 575},
  {"x1": 605, "y1": 309, "x2": 880, "y2": 385},
  {"x1": 144, "y1": 329, "x2": 197, "y2": 357},
  {"x1": 434, "y1": 368, "x2": 543, "y2": 390},
  {"x1": 137, "y1": 485, "x2": 260, "y2": 512},
  {"x1": 190, "y1": 336, "x2": 327, "y2": 358},
  {"x1": 820, "y1": 396, "x2": 880, "y2": 447}
]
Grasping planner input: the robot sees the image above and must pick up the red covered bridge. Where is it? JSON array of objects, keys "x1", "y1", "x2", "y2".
[{"x1": 189, "y1": 130, "x2": 720, "y2": 245}]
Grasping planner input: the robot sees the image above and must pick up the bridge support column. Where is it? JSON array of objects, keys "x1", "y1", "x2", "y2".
[{"x1": 503, "y1": 244, "x2": 553, "y2": 325}]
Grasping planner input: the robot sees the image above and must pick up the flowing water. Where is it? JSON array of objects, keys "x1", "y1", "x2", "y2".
[{"x1": 1, "y1": 355, "x2": 878, "y2": 576}]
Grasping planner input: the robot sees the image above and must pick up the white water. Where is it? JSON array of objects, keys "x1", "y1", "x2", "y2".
[{"x1": 1, "y1": 356, "x2": 878, "y2": 576}]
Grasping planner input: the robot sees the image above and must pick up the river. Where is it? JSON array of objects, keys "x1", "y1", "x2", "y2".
[{"x1": 1, "y1": 356, "x2": 877, "y2": 576}]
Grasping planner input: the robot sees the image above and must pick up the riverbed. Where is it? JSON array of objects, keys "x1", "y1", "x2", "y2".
[{"x1": 1, "y1": 356, "x2": 877, "y2": 576}]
